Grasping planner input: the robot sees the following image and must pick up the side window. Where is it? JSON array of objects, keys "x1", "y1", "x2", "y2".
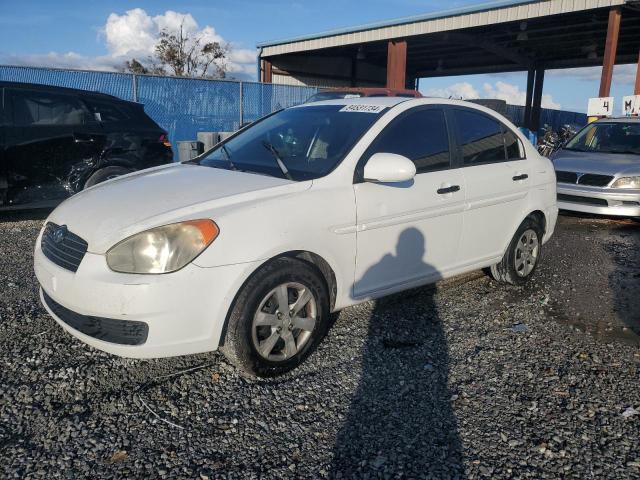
[
  {"x1": 87, "y1": 99, "x2": 130, "y2": 123},
  {"x1": 504, "y1": 127, "x2": 525, "y2": 160},
  {"x1": 10, "y1": 90, "x2": 86, "y2": 126},
  {"x1": 366, "y1": 108, "x2": 450, "y2": 173},
  {"x1": 453, "y1": 109, "x2": 506, "y2": 165}
]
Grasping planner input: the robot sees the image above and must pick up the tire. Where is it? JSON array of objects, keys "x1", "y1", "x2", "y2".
[
  {"x1": 490, "y1": 217, "x2": 544, "y2": 286},
  {"x1": 84, "y1": 166, "x2": 132, "y2": 189},
  {"x1": 220, "y1": 257, "x2": 330, "y2": 377}
]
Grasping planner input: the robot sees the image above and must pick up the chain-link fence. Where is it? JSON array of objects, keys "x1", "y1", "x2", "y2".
[
  {"x1": 504, "y1": 104, "x2": 587, "y2": 133},
  {"x1": 0, "y1": 65, "x2": 319, "y2": 156}
]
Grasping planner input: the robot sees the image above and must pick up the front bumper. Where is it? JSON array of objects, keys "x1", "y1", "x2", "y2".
[
  {"x1": 556, "y1": 183, "x2": 640, "y2": 217},
  {"x1": 35, "y1": 245, "x2": 262, "y2": 358}
]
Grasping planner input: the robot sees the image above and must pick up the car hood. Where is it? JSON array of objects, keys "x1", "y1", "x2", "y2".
[
  {"x1": 552, "y1": 149, "x2": 640, "y2": 176},
  {"x1": 46, "y1": 163, "x2": 307, "y2": 253}
]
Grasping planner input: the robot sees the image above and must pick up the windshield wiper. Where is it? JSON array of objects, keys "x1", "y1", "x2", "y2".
[
  {"x1": 261, "y1": 141, "x2": 294, "y2": 180},
  {"x1": 220, "y1": 144, "x2": 239, "y2": 171}
]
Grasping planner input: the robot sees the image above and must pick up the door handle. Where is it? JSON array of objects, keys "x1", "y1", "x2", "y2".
[
  {"x1": 512, "y1": 174, "x2": 528, "y2": 181},
  {"x1": 437, "y1": 185, "x2": 460, "y2": 194}
]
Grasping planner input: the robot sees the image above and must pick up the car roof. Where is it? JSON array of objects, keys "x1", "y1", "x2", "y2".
[
  {"x1": 594, "y1": 116, "x2": 640, "y2": 123},
  {"x1": 0, "y1": 81, "x2": 128, "y2": 103},
  {"x1": 299, "y1": 96, "x2": 409, "y2": 107},
  {"x1": 296, "y1": 96, "x2": 500, "y2": 111},
  {"x1": 316, "y1": 87, "x2": 422, "y2": 97}
]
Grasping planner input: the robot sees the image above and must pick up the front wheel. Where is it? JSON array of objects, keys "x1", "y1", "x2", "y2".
[
  {"x1": 220, "y1": 257, "x2": 330, "y2": 377},
  {"x1": 490, "y1": 217, "x2": 543, "y2": 285}
]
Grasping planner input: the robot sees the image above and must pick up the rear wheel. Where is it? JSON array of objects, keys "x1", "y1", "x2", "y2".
[
  {"x1": 490, "y1": 217, "x2": 543, "y2": 285},
  {"x1": 84, "y1": 166, "x2": 131, "y2": 189},
  {"x1": 220, "y1": 257, "x2": 330, "y2": 377}
]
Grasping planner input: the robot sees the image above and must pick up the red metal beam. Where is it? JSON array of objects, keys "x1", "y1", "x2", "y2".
[
  {"x1": 386, "y1": 39, "x2": 407, "y2": 89},
  {"x1": 599, "y1": 7, "x2": 622, "y2": 97},
  {"x1": 261, "y1": 59, "x2": 273, "y2": 83}
]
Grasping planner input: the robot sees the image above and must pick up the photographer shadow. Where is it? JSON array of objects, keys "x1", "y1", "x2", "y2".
[{"x1": 331, "y1": 227, "x2": 465, "y2": 478}]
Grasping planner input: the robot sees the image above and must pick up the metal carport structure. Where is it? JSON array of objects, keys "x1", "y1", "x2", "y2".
[{"x1": 257, "y1": 0, "x2": 640, "y2": 130}]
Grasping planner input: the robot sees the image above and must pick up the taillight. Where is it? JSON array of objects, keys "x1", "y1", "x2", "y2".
[{"x1": 159, "y1": 134, "x2": 172, "y2": 148}]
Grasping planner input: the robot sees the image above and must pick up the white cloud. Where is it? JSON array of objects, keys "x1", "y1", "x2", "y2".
[
  {"x1": 424, "y1": 82, "x2": 480, "y2": 99},
  {"x1": 424, "y1": 80, "x2": 561, "y2": 109},
  {"x1": 483, "y1": 81, "x2": 561, "y2": 109},
  {"x1": 548, "y1": 64, "x2": 636, "y2": 85},
  {"x1": 0, "y1": 8, "x2": 256, "y2": 79}
]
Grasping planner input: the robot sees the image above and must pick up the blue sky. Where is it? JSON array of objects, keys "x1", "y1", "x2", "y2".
[{"x1": 0, "y1": 0, "x2": 637, "y2": 113}]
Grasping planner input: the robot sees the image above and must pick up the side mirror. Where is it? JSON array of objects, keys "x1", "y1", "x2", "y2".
[{"x1": 363, "y1": 153, "x2": 416, "y2": 183}]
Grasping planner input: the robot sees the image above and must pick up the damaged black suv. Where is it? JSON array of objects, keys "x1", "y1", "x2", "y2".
[{"x1": 0, "y1": 82, "x2": 173, "y2": 209}]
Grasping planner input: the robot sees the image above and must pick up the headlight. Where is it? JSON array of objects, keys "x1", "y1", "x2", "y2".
[
  {"x1": 611, "y1": 176, "x2": 640, "y2": 189},
  {"x1": 106, "y1": 219, "x2": 219, "y2": 274}
]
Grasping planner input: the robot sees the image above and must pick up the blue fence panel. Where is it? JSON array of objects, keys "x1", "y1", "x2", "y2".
[
  {"x1": 504, "y1": 104, "x2": 587, "y2": 134},
  {"x1": 242, "y1": 82, "x2": 317, "y2": 124},
  {"x1": 0, "y1": 65, "x2": 134, "y2": 100},
  {"x1": 136, "y1": 75, "x2": 243, "y2": 148}
]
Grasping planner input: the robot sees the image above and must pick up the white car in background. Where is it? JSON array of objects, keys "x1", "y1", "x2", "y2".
[{"x1": 34, "y1": 97, "x2": 558, "y2": 376}]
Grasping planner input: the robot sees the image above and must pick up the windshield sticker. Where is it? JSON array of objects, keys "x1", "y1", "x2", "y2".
[{"x1": 339, "y1": 104, "x2": 386, "y2": 114}]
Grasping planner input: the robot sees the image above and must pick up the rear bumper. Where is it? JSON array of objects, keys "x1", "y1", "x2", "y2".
[{"x1": 556, "y1": 183, "x2": 640, "y2": 217}]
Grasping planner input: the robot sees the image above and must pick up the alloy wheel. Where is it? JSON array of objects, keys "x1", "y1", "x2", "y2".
[
  {"x1": 514, "y1": 228, "x2": 539, "y2": 277},
  {"x1": 251, "y1": 282, "x2": 317, "y2": 361}
]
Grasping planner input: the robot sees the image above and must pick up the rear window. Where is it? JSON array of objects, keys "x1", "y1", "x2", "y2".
[
  {"x1": 86, "y1": 99, "x2": 130, "y2": 123},
  {"x1": 453, "y1": 109, "x2": 505, "y2": 165},
  {"x1": 10, "y1": 89, "x2": 87, "y2": 126}
]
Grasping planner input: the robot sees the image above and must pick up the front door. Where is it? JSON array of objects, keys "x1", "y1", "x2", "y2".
[{"x1": 353, "y1": 106, "x2": 465, "y2": 298}]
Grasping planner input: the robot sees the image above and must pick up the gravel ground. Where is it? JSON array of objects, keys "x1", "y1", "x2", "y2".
[{"x1": 0, "y1": 212, "x2": 639, "y2": 479}]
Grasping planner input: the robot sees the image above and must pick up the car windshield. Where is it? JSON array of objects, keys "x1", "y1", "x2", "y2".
[
  {"x1": 196, "y1": 104, "x2": 384, "y2": 180},
  {"x1": 565, "y1": 122, "x2": 640, "y2": 154},
  {"x1": 306, "y1": 91, "x2": 363, "y2": 102}
]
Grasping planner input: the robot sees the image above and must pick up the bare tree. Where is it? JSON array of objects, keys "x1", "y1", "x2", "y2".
[{"x1": 124, "y1": 23, "x2": 229, "y2": 78}]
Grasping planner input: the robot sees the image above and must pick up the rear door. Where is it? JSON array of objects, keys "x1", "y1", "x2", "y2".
[
  {"x1": 353, "y1": 106, "x2": 465, "y2": 297},
  {"x1": 4, "y1": 87, "x2": 95, "y2": 206},
  {"x1": 449, "y1": 107, "x2": 530, "y2": 266}
]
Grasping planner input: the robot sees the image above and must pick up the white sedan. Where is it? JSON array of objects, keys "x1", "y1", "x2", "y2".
[{"x1": 34, "y1": 97, "x2": 558, "y2": 376}]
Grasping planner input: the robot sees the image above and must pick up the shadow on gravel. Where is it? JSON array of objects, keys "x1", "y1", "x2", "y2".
[
  {"x1": 607, "y1": 220, "x2": 640, "y2": 338},
  {"x1": 331, "y1": 228, "x2": 465, "y2": 479},
  {"x1": 0, "y1": 209, "x2": 50, "y2": 223}
]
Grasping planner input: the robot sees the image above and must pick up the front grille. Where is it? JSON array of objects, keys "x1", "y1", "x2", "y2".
[
  {"x1": 556, "y1": 171, "x2": 578, "y2": 183},
  {"x1": 578, "y1": 174, "x2": 614, "y2": 187},
  {"x1": 557, "y1": 194, "x2": 608, "y2": 206},
  {"x1": 42, "y1": 291, "x2": 149, "y2": 346},
  {"x1": 555, "y1": 171, "x2": 614, "y2": 187},
  {"x1": 41, "y1": 222, "x2": 88, "y2": 272}
]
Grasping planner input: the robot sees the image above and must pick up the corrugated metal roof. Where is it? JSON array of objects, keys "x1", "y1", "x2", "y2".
[
  {"x1": 258, "y1": 0, "x2": 625, "y2": 57},
  {"x1": 257, "y1": 0, "x2": 541, "y2": 48}
]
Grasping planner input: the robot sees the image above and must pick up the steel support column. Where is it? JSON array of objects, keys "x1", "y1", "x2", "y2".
[
  {"x1": 599, "y1": 7, "x2": 621, "y2": 97},
  {"x1": 524, "y1": 67, "x2": 535, "y2": 130},
  {"x1": 531, "y1": 67, "x2": 545, "y2": 132},
  {"x1": 261, "y1": 59, "x2": 273, "y2": 83},
  {"x1": 635, "y1": 50, "x2": 640, "y2": 95},
  {"x1": 386, "y1": 39, "x2": 407, "y2": 89}
]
